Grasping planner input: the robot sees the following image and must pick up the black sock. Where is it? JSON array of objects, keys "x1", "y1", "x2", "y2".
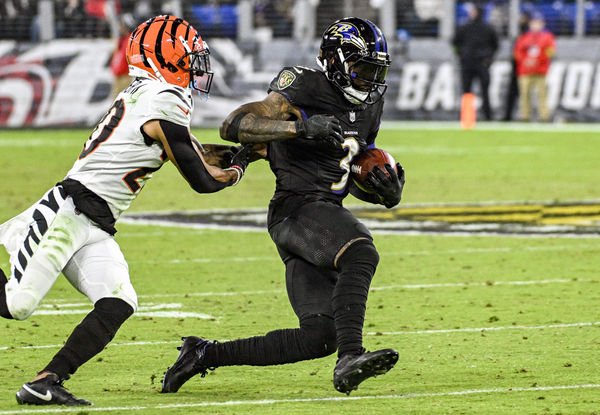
[
  {"x1": 43, "y1": 298, "x2": 133, "y2": 379},
  {"x1": 0, "y1": 268, "x2": 12, "y2": 319},
  {"x1": 332, "y1": 240, "x2": 379, "y2": 357},
  {"x1": 206, "y1": 315, "x2": 336, "y2": 367}
]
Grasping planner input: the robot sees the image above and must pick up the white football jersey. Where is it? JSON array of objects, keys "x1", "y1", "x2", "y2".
[{"x1": 65, "y1": 78, "x2": 194, "y2": 219}]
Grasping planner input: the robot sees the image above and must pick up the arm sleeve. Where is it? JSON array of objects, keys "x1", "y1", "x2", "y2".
[{"x1": 159, "y1": 120, "x2": 229, "y2": 193}]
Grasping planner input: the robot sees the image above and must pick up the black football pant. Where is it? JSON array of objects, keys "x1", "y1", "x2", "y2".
[
  {"x1": 205, "y1": 201, "x2": 379, "y2": 367},
  {"x1": 460, "y1": 61, "x2": 493, "y2": 121}
]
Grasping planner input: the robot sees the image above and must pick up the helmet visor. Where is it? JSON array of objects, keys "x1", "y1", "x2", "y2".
[
  {"x1": 349, "y1": 60, "x2": 388, "y2": 91},
  {"x1": 180, "y1": 50, "x2": 213, "y2": 93}
]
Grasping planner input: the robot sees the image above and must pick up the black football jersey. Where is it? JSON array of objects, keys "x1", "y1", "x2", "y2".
[{"x1": 266, "y1": 66, "x2": 384, "y2": 226}]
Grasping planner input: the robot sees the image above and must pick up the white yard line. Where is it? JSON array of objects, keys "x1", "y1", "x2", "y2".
[
  {"x1": 3, "y1": 243, "x2": 597, "y2": 279},
  {"x1": 0, "y1": 384, "x2": 598, "y2": 414},
  {"x1": 365, "y1": 321, "x2": 600, "y2": 335},
  {"x1": 2, "y1": 321, "x2": 598, "y2": 352},
  {"x1": 40, "y1": 277, "x2": 595, "y2": 303},
  {"x1": 128, "y1": 243, "x2": 598, "y2": 265}
]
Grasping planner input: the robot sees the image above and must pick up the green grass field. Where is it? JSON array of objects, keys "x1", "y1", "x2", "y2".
[{"x1": 0, "y1": 125, "x2": 599, "y2": 414}]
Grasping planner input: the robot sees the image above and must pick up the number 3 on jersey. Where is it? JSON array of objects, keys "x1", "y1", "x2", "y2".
[
  {"x1": 331, "y1": 137, "x2": 359, "y2": 193},
  {"x1": 79, "y1": 99, "x2": 125, "y2": 159}
]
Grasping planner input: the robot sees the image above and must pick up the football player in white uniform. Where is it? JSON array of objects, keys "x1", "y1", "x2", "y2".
[{"x1": 0, "y1": 15, "x2": 250, "y2": 406}]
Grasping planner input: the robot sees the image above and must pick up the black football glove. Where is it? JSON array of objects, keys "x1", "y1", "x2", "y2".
[
  {"x1": 221, "y1": 145, "x2": 243, "y2": 167},
  {"x1": 365, "y1": 162, "x2": 405, "y2": 208},
  {"x1": 226, "y1": 144, "x2": 253, "y2": 186},
  {"x1": 295, "y1": 115, "x2": 344, "y2": 148}
]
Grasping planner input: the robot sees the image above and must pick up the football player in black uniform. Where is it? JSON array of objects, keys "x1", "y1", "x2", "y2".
[{"x1": 161, "y1": 17, "x2": 405, "y2": 395}]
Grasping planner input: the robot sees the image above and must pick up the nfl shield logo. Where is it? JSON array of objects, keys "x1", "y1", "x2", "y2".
[{"x1": 349, "y1": 111, "x2": 356, "y2": 123}]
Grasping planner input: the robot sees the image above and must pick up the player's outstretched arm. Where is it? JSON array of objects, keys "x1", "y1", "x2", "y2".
[
  {"x1": 220, "y1": 92, "x2": 343, "y2": 147},
  {"x1": 190, "y1": 139, "x2": 266, "y2": 168},
  {"x1": 143, "y1": 120, "x2": 248, "y2": 192}
]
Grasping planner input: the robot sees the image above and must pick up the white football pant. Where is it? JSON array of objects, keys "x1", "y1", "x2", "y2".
[{"x1": 0, "y1": 186, "x2": 137, "y2": 320}]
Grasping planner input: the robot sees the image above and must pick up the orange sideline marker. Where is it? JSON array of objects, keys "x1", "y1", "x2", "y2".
[{"x1": 460, "y1": 92, "x2": 476, "y2": 129}]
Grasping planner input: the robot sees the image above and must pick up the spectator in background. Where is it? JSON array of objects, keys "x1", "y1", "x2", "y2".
[
  {"x1": 502, "y1": 11, "x2": 531, "y2": 121},
  {"x1": 110, "y1": 13, "x2": 135, "y2": 99},
  {"x1": 255, "y1": 0, "x2": 294, "y2": 38},
  {"x1": 0, "y1": 0, "x2": 38, "y2": 41},
  {"x1": 453, "y1": 3, "x2": 498, "y2": 121},
  {"x1": 514, "y1": 13, "x2": 555, "y2": 122}
]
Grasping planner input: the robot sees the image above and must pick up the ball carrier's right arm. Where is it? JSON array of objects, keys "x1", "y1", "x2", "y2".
[{"x1": 220, "y1": 92, "x2": 343, "y2": 148}]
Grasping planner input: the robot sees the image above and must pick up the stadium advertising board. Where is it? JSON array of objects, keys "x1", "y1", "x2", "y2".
[{"x1": 1, "y1": 39, "x2": 600, "y2": 127}]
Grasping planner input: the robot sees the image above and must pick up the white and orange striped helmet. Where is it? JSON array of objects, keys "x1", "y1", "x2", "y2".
[{"x1": 126, "y1": 15, "x2": 213, "y2": 93}]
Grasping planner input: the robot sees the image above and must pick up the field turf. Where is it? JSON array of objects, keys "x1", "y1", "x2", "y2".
[{"x1": 0, "y1": 124, "x2": 598, "y2": 414}]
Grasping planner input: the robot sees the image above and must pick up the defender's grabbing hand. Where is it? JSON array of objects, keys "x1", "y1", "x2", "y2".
[
  {"x1": 295, "y1": 115, "x2": 344, "y2": 148},
  {"x1": 365, "y1": 163, "x2": 405, "y2": 208},
  {"x1": 226, "y1": 144, "x2": 253, "y2": 186}
]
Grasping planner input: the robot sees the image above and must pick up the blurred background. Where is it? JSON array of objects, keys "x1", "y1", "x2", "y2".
[{"x1": 1, "y1": 0, "x2": 600, "y2": 127}]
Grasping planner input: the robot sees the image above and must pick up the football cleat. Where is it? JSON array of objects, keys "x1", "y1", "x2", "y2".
[
  {"x1": 333, "y1": 348, "x2": 399, "y2": 395},
  {"x1": 161, "y1": 336, "x2": 215, "y2": 393},
  {"x1": 15, "y1": 374, "x2": 92, "y2": 406}
]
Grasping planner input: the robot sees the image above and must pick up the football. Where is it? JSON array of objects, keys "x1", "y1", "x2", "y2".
[{"x1": 350, "y1": 148, "x2": 397, "y2": 193}]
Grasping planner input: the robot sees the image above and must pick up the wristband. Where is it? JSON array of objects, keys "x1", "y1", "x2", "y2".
[{"x1": 225, "y1": 165, "x2": 244, "y2": 186}]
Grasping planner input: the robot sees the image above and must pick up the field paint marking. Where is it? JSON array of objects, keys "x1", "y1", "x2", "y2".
[
  {"x1": 0, "y1": 138, "x2": 79, "y2": 147},
  {"x1": 32, "y1": 302, "x2": 216, "y2": 320},
  {"x1": 366, "y1": 321, "x2": 600, "y2": 335},
  {"x1": 41, "y1": 277, "x2": 595, "y2": 303},
  {"x1": 0, "y1": 340, "x2": 180, "y2": 352},
  {"x1": 3, "y1": 321, "x2": 599, "y2": 352},
  {"x1": 4, "y1": 243, "x2": 595, "y2": 270},
  {"x1": 130, "y1": 243, "x2": 599, "y2": 265},
  {"x1": 0, "y1": 384, "x2": 599, "y2": 414},
  {"x1": 371, "y1": 278, "x2": 593, "y2": 291},
  {"x1": 119, "y1": 217, "x2": 600, "y2": 238}
]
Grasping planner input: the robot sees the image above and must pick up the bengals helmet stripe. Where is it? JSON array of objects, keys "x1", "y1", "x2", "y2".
[
  {"x1": 136, "y1": 16, "x2": 156, "y2": 69},
  {"x1": 154, "y1": 19, "x2": 171, "y2": 69},
  {"x1": 127, "y1": 15, "x2": 213, "y2": 92}
]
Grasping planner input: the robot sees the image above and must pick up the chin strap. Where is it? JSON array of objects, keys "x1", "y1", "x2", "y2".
[
  {"x1": 147, "y1": 57, "x2": 167, "y2": 83},
  {"x1": 342, "y1": 86, "x2": 368, "y2": 105}
]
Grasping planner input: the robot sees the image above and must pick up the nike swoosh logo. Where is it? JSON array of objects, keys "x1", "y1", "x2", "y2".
[
  {"x1": 293, "y1": 67, "x2": 303, "y2": 74},
  {"x1": 177, "y1": 105, "x2": 190, "y2": 115},
  {"x1": 22, "y1": 385, "x2": 52, "y2": 401}
]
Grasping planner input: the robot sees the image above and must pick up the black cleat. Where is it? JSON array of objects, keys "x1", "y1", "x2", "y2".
[
  {"x1": 0, "y1": 267, "x2": 12, "y2": 319},
  {"x1": 15, "y1": 374, "x2": 92, "y2": 406},
  {"x1": 333, "y1": 348, "x2": 399, "y2": 395},
  {"x1": 161, "y1": 336, "x2": 214, "y2": 393}
]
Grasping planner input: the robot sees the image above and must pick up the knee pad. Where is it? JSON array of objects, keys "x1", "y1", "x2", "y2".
[
  {"x1": 336, "y1": 239, "x2": 379, "y2": 274},
  {"x1": 299, "y1": 314, "x2": 337, "y2": 358},
  {"x1": 6, "y1": 285, "x2": 39, "y2": 320}
]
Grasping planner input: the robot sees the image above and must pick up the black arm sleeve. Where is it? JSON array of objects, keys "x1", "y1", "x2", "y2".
[{"x1": 159, "y1": 120, "x2": 229, "y2": 193}]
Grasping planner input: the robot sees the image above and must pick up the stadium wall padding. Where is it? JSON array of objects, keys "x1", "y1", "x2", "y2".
[{"x1": 1, "y1": 38, "x2": 600, "y2": 127}]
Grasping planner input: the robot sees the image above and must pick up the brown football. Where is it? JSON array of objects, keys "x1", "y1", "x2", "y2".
[{"x1": 350, "y1": 148, "x2": 397, "y2": 194}]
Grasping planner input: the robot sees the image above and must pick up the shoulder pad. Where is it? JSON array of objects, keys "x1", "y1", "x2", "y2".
[
  {"x1": 273, "y1": 67, "x2": 301, "y2": 91},
  {"x1": 145, "y1": 83, "x2": 193, "y2": 126}
]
